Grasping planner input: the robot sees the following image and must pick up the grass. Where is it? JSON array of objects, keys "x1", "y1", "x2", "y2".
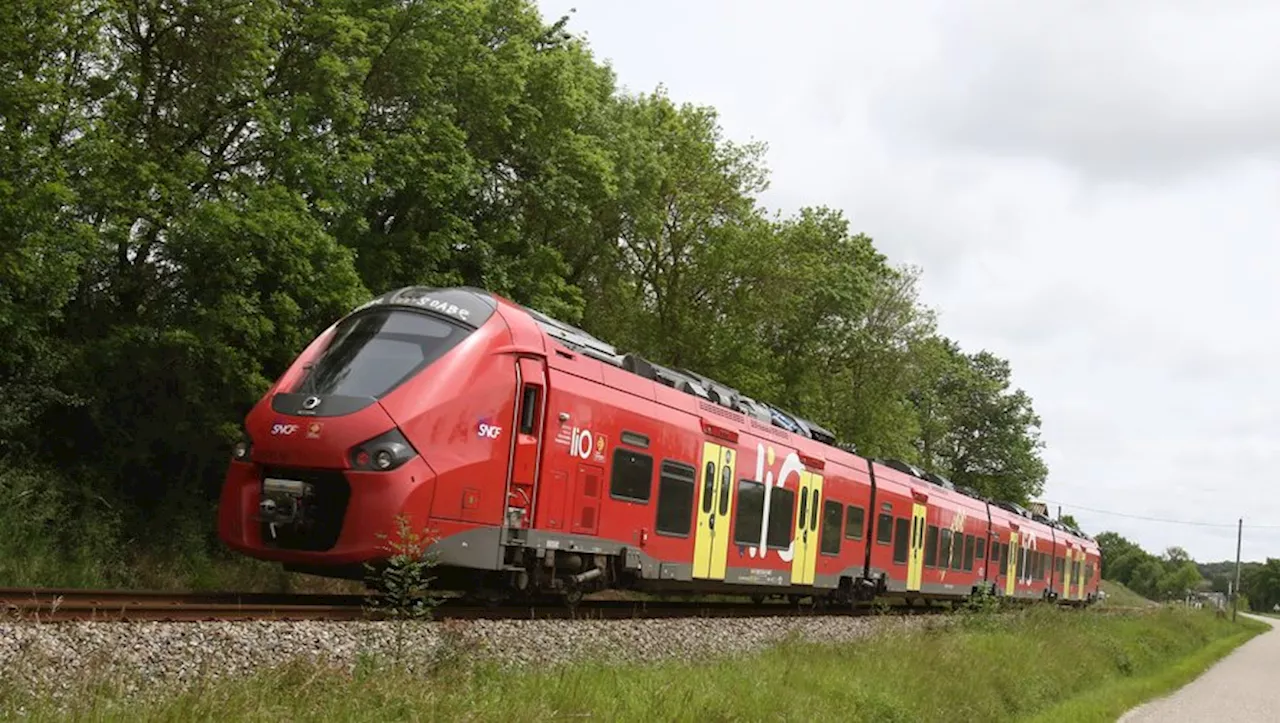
[
  {"x1": 1, "y1": 605, "x2": 1263, "y2": 721},
  {"x1": 1100, "y1": 579, "x2": 1159, "y2": 607}
]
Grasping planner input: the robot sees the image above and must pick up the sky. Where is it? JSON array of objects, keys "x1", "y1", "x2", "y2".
[{"x1": 534, "y1": 0, "x2": 1280, "y2": 563}]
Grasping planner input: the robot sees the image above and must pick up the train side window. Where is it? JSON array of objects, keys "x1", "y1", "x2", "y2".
[
  {"x1": 518, "y1": 385, "x2": 541, "y2": 435},
  {"x1": 845, "y1": 506, "x2": 865, "y2": 540},
  {"x1": 1017, "y1": 547, "x2": 1026, "y2": 579},
  {"x1": 989, "y1": 540, "x2": 999, "y2": 564},
  {"x1": 963, "y1": 534, "x2": 975, "y2": 572},
  {"x1": 924, "y1": 525, "x2": 938, "y2": 567},
  {"x1": 892, "y1": 517, "x2": 910, "y2": 564},
  {"x1": 609, "y1": 448, "x2": 653, "y2": 503},
  {"x1": 654, "y1": 460, "x2": 696, "y2": 537},
  {"x1": 820, "y1": 501, "x2": 842, "y2": 555},
  {"x1": 767, "y1": 486, "x2": 795, "y2": 549},
  {"x1": 876, "y1": 513, "x2": 893, "y2": 545},
  {"x1": 950, "y1": 532, "x2": 964, "y2": 570},
  {"x1": 733, "y1": 479, "x2": 765, "y2": 546},
  {"x1": 939, "y1": 529, "x2": 952, "y2": 566},
  {"x1": 976, "y1": 538, "x2": 986, "y2": 560}
]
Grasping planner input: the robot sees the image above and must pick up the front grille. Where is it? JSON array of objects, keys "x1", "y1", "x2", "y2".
[{"x1": 258, "y1": 466, "x2": 350, "y2": 552}]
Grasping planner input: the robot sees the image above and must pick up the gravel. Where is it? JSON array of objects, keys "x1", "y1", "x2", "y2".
[{"x1": 0, "y1": 613, "x2": 942, "y2": 703}]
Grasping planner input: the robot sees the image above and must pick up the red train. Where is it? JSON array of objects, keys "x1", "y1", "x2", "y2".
[{"x1": 218, "y1": 286, "x2": 1101, "y2": 607}]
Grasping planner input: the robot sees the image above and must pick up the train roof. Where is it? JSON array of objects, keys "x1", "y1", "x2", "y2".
[{"x1": 358, "y1": 286, "x2": 1090, "y2": 543}]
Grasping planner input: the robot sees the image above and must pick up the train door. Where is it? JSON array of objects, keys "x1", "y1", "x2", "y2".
[
  {"x1": 790, "y1": 470, "x2": 823, "y2": 585},
  {"x1": 505, "y1": 357, "x2": 547, "y2": 529},
  {"x1": 1005, "y1": 527, "x2": 1019, "y2": 597},
  {"x1": 907, "y1": 495, "x2": 927, "y2": 592},
  {"x1": 1062, "y1": 543, "x2": 1074, "y2": 601},
  {"x1": 693, "y1": 441, "x2": 735, "y2": 580}
]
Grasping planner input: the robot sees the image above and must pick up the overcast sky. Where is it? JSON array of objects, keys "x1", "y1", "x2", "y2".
[{"x1": 534, "y1": 0, "x2": 1280, "y2": 563}]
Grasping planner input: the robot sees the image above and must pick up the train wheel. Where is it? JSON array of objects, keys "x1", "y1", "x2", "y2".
[{"x1": 563, "y1": 586, "x2": 584, "y2": 610}]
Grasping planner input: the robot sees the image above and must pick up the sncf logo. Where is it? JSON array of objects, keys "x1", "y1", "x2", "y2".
[
  {"x1": 478, "y1": 420, "x2": 502, "y2": 439},
  {"x1": 271, "y1": 423, "x2": 299, "y2": 436}
]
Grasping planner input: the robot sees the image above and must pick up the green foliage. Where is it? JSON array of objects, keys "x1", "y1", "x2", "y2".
[
  {"x1": 0, "y1": 0, "x2": 1052, "y2": 586},
  {"x1": 1096, "y1": 532, "x2": 1208, "y2": 601},
  {"x1": 363, "y1": 515, "x2": 441, "y2": 621}
]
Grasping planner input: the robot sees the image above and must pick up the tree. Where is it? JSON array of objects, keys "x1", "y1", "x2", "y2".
[{"x1": 909, "y1": 337, "x2": 1048, "y2": 502}]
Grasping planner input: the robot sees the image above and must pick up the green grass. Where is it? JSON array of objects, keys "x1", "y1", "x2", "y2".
[
  {"x1": 1100, "y1": 579, "x2": 1159, "y2": 607},
  {"x1": 2, "y1": 606, "x2": 1262, "y2": 722}
]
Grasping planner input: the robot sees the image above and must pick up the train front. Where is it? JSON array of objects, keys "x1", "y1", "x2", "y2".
[{"x1": 217, "y1": 286, "x2": 520, "y2": 580}]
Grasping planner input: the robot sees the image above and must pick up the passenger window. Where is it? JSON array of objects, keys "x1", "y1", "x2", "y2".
[
  {"x1": 924, "y1": 525, "x2": 938, "y2": 567},
  {"x1": 845, "y1": 506, "x2": 865, "y2": 539},
  {"x1": 963, "y1": 534, "x2": 975, "y2": 571},
  {"x1": 609, "y1": 448, "x2": 653, "y2": 502},
  {"x1": 939, "y1": 529, "x2": 952, "y2": 565},
  {"x1": 820, "y1": 501, "x2": 842, "y2": 555},
  {"x1": 654, "y1": 461, "x2": 696, "y2": 536},
  {"x1": 893, "y1": 517, "x2": 910, "y2": 564},
  {"x1": 733, "y1": 479, "x2": 765, "y2": 546},
  {"x1": 989, "y1": 539, "x2": 1000, "y2": 564},
  {"x1": 518, "y1": 385, "x2": 540, "y2": 434},
  {"x1": 767, "y1": 486, "x2": 795, "y2": 549},
  {"x1": 877, "y1": 513, "x2": 893, "y2": 545},
  {"x1": 976, "y1": 538, "x2": 986, "y2": 560},
  {"x1": 950, "y1": 531, "x2": 964, "y2": 570}
]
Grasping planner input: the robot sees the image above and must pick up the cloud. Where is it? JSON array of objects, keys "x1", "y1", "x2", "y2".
[
  {"x1": 881, "y1": 0, "x2": 1280, "y2": 182},
  {"x1": 535, "y1": 0, "x2": 1280, "y2": 563}
]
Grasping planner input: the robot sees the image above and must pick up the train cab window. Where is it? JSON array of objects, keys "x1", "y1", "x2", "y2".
[
  {"x1": 976, "y1": 538, "x2": 986, "y2": 560},
  {"x1": 767, "y1": 486, "x2": 795, "y2": 549},
  {"x1": 609, "y1": 448, "x2": 653, "y2": 503},
  {"x1": 820, "y1": 501, "x2": 843, "y2": 555},
  {"x1": 294, "y1": 309, "x2": 471, "y2": 399},
  {"x1": 963, "y1": 534, "x2": 975, "y2": 571},
  {"x1": 876, "y1": 513, "x2": 893, "y2": 545},
  {"x1": 733, "y1": 479, "x2": 765, "y2": 546},
  {"x1": 654, "y1": 460, "x2": 696, "y2": 537},
  {"x1": 939, "y1": 529, "x2": 952, "y2": 565},
  {"x1": 892, "y1": 517, "x2": 910, "y2": 564},
  {"x1": 845, "y1": 506, "x2": 865, "y2": 540},
  {"x1": 924, "y1": 525, "x2": 938, "y2": 567}
]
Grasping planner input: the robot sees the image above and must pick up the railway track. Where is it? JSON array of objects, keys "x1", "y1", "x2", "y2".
[{"x1": 0, "y1": 586, "x2": 955, "y2": 623}]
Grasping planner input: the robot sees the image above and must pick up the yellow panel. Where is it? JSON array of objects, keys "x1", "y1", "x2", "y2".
[
  {"x1": 692, "y1": 442, "x2": 721, "y2": 579},
  {"x1": 803, "y1": 472, "x2": 824, "y2": 585},
  {"x1": 709, "y1": 445, "x2": 736, "y2": 579},
  {"x1": 790, "y1": 471, "x2": 812, "y2": 585},
  {"x1": 1005, "y1": 532, "x2": 1018, "y2": 597},
  {"x1": 907, "y1": 503, "x2": 926, "y2": 592},
  {"x1": 1063, "y1": 548, "x2": 1073, "y2": 600}
]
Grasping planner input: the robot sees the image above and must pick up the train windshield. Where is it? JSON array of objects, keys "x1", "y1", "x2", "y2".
[{"x1": 294, "y1": 309, "x2": 471, "y2": 399}]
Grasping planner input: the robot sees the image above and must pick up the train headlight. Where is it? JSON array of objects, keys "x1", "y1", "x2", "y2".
[{"x1": 349, "y1": 428, "x2": 419, "y2": 471}]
